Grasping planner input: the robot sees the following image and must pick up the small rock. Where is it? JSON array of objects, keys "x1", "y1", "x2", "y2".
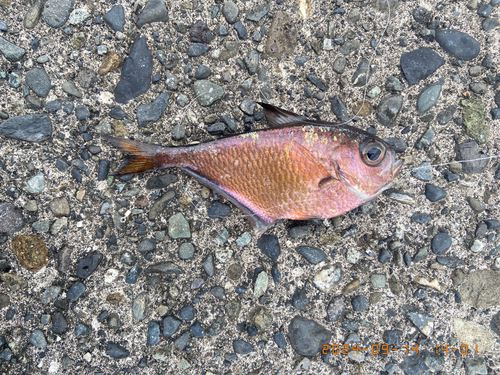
[
  {"x1": 168, "y1": 213, "x2": 191, "y2": 239},
  {"x1": 400, "y1": 47, "x2": 444, "y2": 85},
  {"x1": 192, "y1": 80, "x2": 224, "y2": 107},
  {"x1": 103, "y1": 5, "x2": 125, "y2": 32},
  {"x1": 137, "y1": 0, "x2": 168, "y2": 28},
  {"x1": 425, "y1": 184, "x2": 447, "y2": 202},
  {"x1": 43, "y1": 0, "x2": 74, "y2": 28},
  {"x1": 11, "y1": 234, "x2": 49, "y2": 272},
  {"x1": 296, "y1": 246, "x2": 326, "y2": 264},
  {"x1": 436, "y1": 30, "x2": 480, "y2": 61},
  {"x1": 106, "y1": 342, "x2": 130, "y2": 359},
  {"x1": 287, "y1": 316, "x2": 331, "y2": 356}
]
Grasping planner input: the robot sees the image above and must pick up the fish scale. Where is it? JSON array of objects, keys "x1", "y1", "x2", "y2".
[{"x1": 105, "y1": 103, "x2": 402, "y2": 235}]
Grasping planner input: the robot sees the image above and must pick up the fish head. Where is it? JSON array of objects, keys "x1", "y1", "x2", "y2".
[{"x1": 334, "y1": 135, "x2": 403, "y2": 201}]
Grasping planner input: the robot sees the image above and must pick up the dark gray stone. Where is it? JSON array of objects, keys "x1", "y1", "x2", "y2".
[
  {"x1": 306, "y1": 75, "x2": 329, "y2": 91},
  {"x1": 351, "y1": 296, "x2": 369, "y2": 311},
  {"x1": 456, "y1": 141, "x2": 489, "y2": 174},
  {"x1": 137, "y1": 92, "x2": 170, "y2": 127},
  {"x1": 188, "y1": 43, "x2": 209, "y2": 57},
  {"x1": 114, "y1": 37, "x2": 153, "y2": 104},
  {"x1": 106, "y1": 342, "x2": 130, "y2": 359},
  {"x1": 431, "y1": 232, "x2": 451, "y2": 255},
  {"x1": 400, "y1": 47, "x2": 445, "y2": 85},
  {"x1": 43, "y1": 0, "x2": 74, "y2": 28},
  {"x1": 25, "y1": 68, "x2": 51, "y2": 97},
  {"x1": 257, "y1": 234, "x2": 281, "y2": 262},
  {"x1": 287, "y1": 316, "x2": 331, "y2": 356},
  {"x1": 0, "y1": 203, "x2": 24, "y2": 234},
  {"x1": 67, "y1": 281, "x2": 85, "y2": 301},
  {"x1": 207, "y1": 202, "x2": 231, "y2": 218},
  {"x1": 425, "y1": 184, "x2": 447, "y2": 202},
  {"x1": 137, "y1": 0, "x2": 168, "y2": 28},
  {"x1": 436, "y1": 30, "x2": 480, "y2": 61},
  {"x1": 103, "y1": 5, "x2": 125, "y2": 32},
  {"x1": 233, "y1": 340, "x2": 253, "y2": 354},
  {"x1": 296, "y1": 246, "x2": 327, "y2": 264},
  {"x1": 0, "y1": 114, "x2": 52, "y2": 142},
  {"x1": 76, "y1": 252, "x2": 103, "y2": 278},
  {"x1": 376, "y1": 95, "x2": 403, "y2": 127},
  {"x1": 52, "y1": 312, "x2": 68, "y2": 334},
  {"x1": 163, "y1": 316, "x2": 181, "y2": 338}
]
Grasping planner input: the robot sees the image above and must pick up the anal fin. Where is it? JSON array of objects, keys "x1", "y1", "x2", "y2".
[{"x1": 181, "y1": 168, "x2": 275, "y2": 237}]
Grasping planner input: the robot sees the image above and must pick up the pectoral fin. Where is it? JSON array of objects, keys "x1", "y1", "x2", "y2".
[{"x1": 288, "y1": 141, "x2": 340, "y2": 190}]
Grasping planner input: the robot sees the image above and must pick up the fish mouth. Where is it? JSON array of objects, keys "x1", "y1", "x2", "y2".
[{"x1": 392, "y1": 158, "x2": 403, "y2": 177}]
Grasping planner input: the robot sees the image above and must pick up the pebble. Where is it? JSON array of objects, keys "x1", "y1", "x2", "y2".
[
  {"x1": 106, "y1": 342, "x2": 130, "y2": 359},
  {"x1": 370, "y1": 274, "x2": 386, "y2": 288},
  {"x1": 211, "y1": 286, "x2": 226, "y2": 301},
  {"x1": 25, "y1": 68, "x2": 51, "y2": 97},
  {"x1": 52, "y1": 312, "x2": 68, "y2": 334},
  {"x1": 125, "y1": 266, "x2": 140, "y2": 284},
  {"x1": 67, "y1": 281, "x2": 85, "y2": 301},
  {"x1": 273, "y1": 331, "x2": 287, "y2": 349},
  {"x1": 376, "y1": 95, "x2": 403, "y2": 127},
  {"x1": 207, "y1": 122, "x2": 225, "y2": 135},
  {"x1": 292, "y1": 288, "x2": 309, "y2": 310},
  {"x1": 400, "y1": 47, "x2": 445, "y2": 85},
  {"x1": 233, "y1": 340, "x2": 253, "y2": 354},
  {"x1": 174, "y1": 331, "x2": 190, "y2": 351},
  {"x1": 330, "y1": 96, "x2": 348, "y2": 123},
  {"x1": 137, "y1": 92, "x2": 170, "y2": 127},
  {"x1": 378, "y1": 247, "x2": 392, "y2": 263},
  {"x1": 179, "y1": 243, "x2": 195, "y2": 260},
  {"x1": 62, "y1": 81, "x2": 81, "y2": 97},
  {"x1": 168, "y1": 213, "x2": 191, "y2": 239},
  {"x1": 464, "y1": 357, "x2": 487, "y2": 375},
  {"x1": 287, "y1": 316, "x2": 331, "y2": 356},
  {"x1": 41, "y1": 286, "x2": 61, "y2": 304},
  {"x1": 191, "y1": 321, "x2": 206, "y2": 337},
  {"x1": 415, "y1": 126, "x2": 436, "y2": 149},
  {"x1": 460, "y1": 96, "x2": 488, "y2": 144},
  {"x1": 29, "y1": 329, "x2": 47, "y2": 348},
  {"x1": 23, "y1": 0, "x2": 44, "y2": 29},
  {"x1": 0, "y1": 203, "x2": 24, "y2": 233},
  {"x1": 437, "y1": 105, "x2": 456, "y2": 124},
  {"x1": 483, "y1": 17, "x2": 500, "y2": 31},
  {"x1": 49, "y1": 197, "x2": 70, "y2": 217},
  {"x1": 207, "y1": 202, "x2": 231, "y2": 218},
  {"x1": 43, "y1": 0, "x2": 74, "y2": 28},
  {"x1": 74, "y1": 323, "x2": 91, "y2": 337},
  {"x1": 327, "y1": 296, "x2": 345, "y2": 322},
  {"x1": 408, "y1": 312, "x2": 434, "y2": 336},
  {"x1": 68, "y1": 7, "x2": 89, "y2": 25},
  {"x1": 137, "y1": 0, "x2": 169, "y2": 28},
  {"x1": 470, "y1": 239, "x2": 486, "y2": 253},
  {"x1": 411, "y1": 212, "x2": 432, "y2": 224},
  {"x1": 235, "y1": 232, "x2": 251, "y2": 247},
  {"x1": 222, "y1": 1, "x2": 239, "y2": 24},
  {"x1": 0, "y1": 37, "x2": 25, "y2": 61},
  {"x1": 456, "y1": 141, "x2": 488, "y2": 174},
  {"x1": 0, "y1": 114, "x2": 52, "y2": 142},
  {"x1": 254, "y1": 271, "x2": 268, "y2": 298},
  {"x1": 425, "y1": 184, "x2": 447, "y2": 202},
  {"x1": 146, "y1": 261, "x2": 182, "y2": 275},
  {"x1": 76, "y1": 252, "x2": 103, "y2": 278},
  {"x1": 436, "y1": 30, "x2": 480, "y2": 61},
  {"x1": 233, "y1": 21, "x2": 248, "y2": 40},
  {"x1": 411, "y1": 162, "x2": 433, "y2": 181},
  {"x1": 202, "y1": 254, "x2": 214, "y2": 277},
  {"x1": 138, "y1": 238, "x2": 156, "y2": 252},
  {"x1": 163, "y1": 316, "x2": 181, "y2": 338},
  {"x1": 192, "y1": 80, "x2": 224, "y2": 106},
  {"x1": 11, "y1": 234, "x2": 49, "y2": 271},
  {"x1": 115, "y1": 37, "x2": 153, "y2": 104},
  {"x1": 180, "y1": 305, "x2": 195, "y2": 320},
  {"x1": 351, "y1": 295, "x2": 369, "y2": 311},
  {"x1": 195, "y1": 65, "x2": 211, "y2": 79},
  {"x1": 296, "y1": 246, "x2": 326, "y2": 264},
  {"x1": 104, "y1": 5, "x2": 125, "y2": 32},
  {"x1": 417, "y1": 81, "x2": 442, "y2": 114},
  {"x1": 148, "y1": 190, "x2": 176, "y2": 221},
  {"x1": 133, "y1": 292, "x2": 149, "y2": 321},
  {"x1": 147, "y1": 322, "x2": 160, "y2": 346},
  {"x1": 468, "y1": 197, "x2": 485, "y2": 213},
  {"x1": 246, "y1": 4, "x2": 269, "y2": 22},
  {"x1": 351, "y1": 59, "x2": 373, "y2": 87},
  {"x1": 313, "y1": 264, "x2": 342, "y2": 293},
  {"x1": 257, "y1": 234, "x2": 281, "y2": 262},
  {"x1": 306, "y1": 75, "x2": 329, "y2": 92},
  {"x1": 188, "y1": 43, "x2": 210, "y2": 57}
]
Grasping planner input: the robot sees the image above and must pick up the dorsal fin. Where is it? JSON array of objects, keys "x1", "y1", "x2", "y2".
[{"x1": 257, "y1": 102, "x2": 308, "y2": 128}]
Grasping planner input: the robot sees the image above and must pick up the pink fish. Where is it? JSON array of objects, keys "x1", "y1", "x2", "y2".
[{"x1": 105, "y1": 103, "x2": 403, "y2": 235}]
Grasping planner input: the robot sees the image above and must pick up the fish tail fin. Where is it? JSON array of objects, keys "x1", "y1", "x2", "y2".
[{"x1": 104, "y1": 136, "x2": 170, "y2": 175}]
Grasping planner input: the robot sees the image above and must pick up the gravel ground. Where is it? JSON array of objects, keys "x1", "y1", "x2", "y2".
[{"x1": 0, "y1": 0, "x2": 500, "y2": 374}]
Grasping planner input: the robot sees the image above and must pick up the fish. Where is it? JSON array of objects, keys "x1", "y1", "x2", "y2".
[{"x1": 105, "y1": 103, "x2": 403, "y2": 236}]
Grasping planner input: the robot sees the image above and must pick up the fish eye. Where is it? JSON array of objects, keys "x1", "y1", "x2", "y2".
[{"x1": 359, "y1": 139, "x2": 386, "y2": 166}]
